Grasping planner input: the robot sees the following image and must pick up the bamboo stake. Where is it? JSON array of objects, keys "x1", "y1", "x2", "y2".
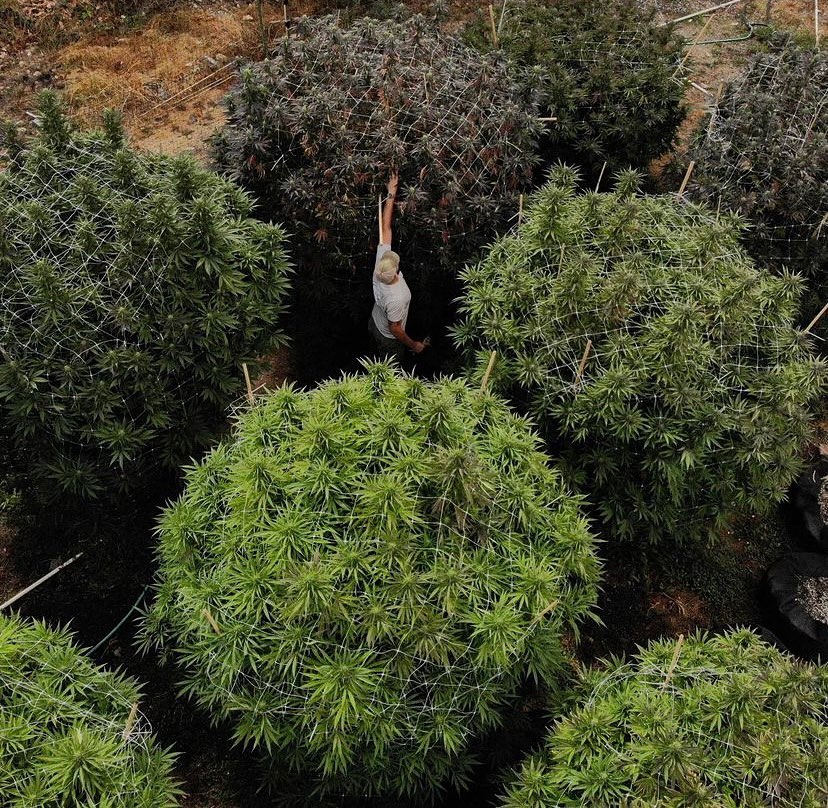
[
  {"x1": 662, "y1": 633, "x2": 685, "y2": 689},
  {"x1": 497, "y1": 0, "x2": 508, "y2": 33},
  {"x1": 668, "y1": 0, "x2": 741, "y2": 25},
  {"x1": 817, "y1": 0, "x2": 821, "y2": 48},
  {"x1": 595, "y1": 161, "x2": 607, "y2": 193},
  {"x1": 0, "y1": 553, "x2": 83, "y2": 611},
  {"x1": 122, "y1": 702, "x2": 140, "y2": 742},
  {"x1": 488, "y1": 3, "x2": 499, "y2": 47},
  {"x1": 573, "y1": 340, "x2": 593, "y2": 389},
  {"x1": 517, "y1": 193, "x2": 524, "y2": 227},
  {"x1": 283, "y1": 0, "x2": 290, "y2": 31},
  {"x1": 480, "y1": 351, "x2": 498, "y2": 392},
  {"x1": 804, "y1": 301, "x2": 828, "y2": 334},
  {"x1": 538, "y1": 116, "x2": 558, "y2": 122},
  {"x1": 201, "y1": 607, "x2": 222, "y2": 635},
  {"x1": 530, "y1": 598, "x2": 559, "y2": 625},
  {"x1": 242, "y1": 363, "x2": 254, "y2": 406},
  {"x1": 677, "y1": 160, "x2": 696, "y2": 198},
  {"x1": 674, "y1": 13, "x2": 716, "y2": 77}
]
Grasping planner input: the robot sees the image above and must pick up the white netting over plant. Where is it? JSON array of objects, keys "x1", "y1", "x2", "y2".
[
  {"x1": 687, "y1": 40, "x2": 828, "y2": 288},
  {"x1": 0, "y1": 612, "x2": 180, "y2": 806},
  {"x1": 0, "y1": 94, "x2": 291, "y2": 500},
  {"x1": 212, "y1": 13, "x2": 542, "y2": 283},
  {"x1": 501, "y1": 628, "x2": 828, "y2": 807},
  {"x1": 138, "y1": 362, "x2": 602, "y2": 801},
  {"x1": 453, "y1": 165, "x2": 824, "y2": 545}
]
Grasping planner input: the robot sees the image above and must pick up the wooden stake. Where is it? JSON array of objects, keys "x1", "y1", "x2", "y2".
[
  {"x1": 595, "y1": 161, "x2": 607, "y2": 193},
  {"x1": 0, "y1": 552, "x2": 83, "y2": 611},
  {"x1": 283, "y1": 0, "x2": 289, "y2": 30},
  {"x1": 804, "y1": 301, "x2": 828, "y2": 334},
  {"x1": 122, "y1": 702, "x2": 139, "y2": 742},
  {"x1": 242, "y1": 363, "x2": 254, "y2": 406},
  {"x1": 677, "y1": 160, "x2": 696, "y2": 198},
  {"x1": 201, "y1": 607, "x2": 223, "y2": 635},
  {"x1": 517, "y1": 193, "x2": 524, "y2": 227},
  {"x1": 497, "y1": 0, "x2": 509, "y2": 33},
  {"x1": 573, "y1": 339, "x2": 592, "y2": 389},
  {"x1": 674, "y1": 13, "x2": 716, "y2": 77},
  {"x1": 816, "y1": 0, "x2": 821, "y2": 48},
  {"x1": 488, "y1": 3, "x2": 499, "y2": 47},
  {"x1": 661, "y1": 633, "x2": 685, "y2": 689},
  {"x1": 255, "y1": 0, "x2": 267, "y2": 56},
  {"x1": 668, "y1": 0, "x2": 741, "y2": 25},
  {"x1": 531, "y1": 598, "x2": 559, "y2": 625},
  {"x1": 480, "y1": 351, "x2": 497, "y2": 392}
]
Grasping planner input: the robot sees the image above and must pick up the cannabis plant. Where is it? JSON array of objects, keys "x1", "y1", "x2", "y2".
[
  {"x1": 141, "y1": 363, "x2": 600, "y2": 800},
  {"x1": 453, "y1": 166, "x2": 824, "y2": 544},
  {"x1": 502, "y1": 628, "x2": 828, "y2": 807},
  {"x1": 465, "y1": 0, "x2": 687, "y2": 176},
  {"x1": 687, "y1": 41, "x2": 828, "y2": 323},
  {"x1": 0, "y1": 612, "x2": 180, "y2": 807},
  {"x1": 212, "y1": 14, "x2": 539, "y2": 292},
  {"x1": 0, "y1": 93, "x2": 292, "y2": 501}
]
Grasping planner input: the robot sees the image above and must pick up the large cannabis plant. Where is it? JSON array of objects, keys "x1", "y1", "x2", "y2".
[
  {"x1": 140, "y1": 363, "x2": 600, "y2": 800},
  {"x1": 0, "y1": 93, "x2": 292, "y2": 501},
  {"x1": 212, "y1": 14, "x2": 539, "y2": 292},
  {"x1": 465, "y1": 0, "x2": 687, "y2": 176},
  {"x1": 687, "y1": 40, "x2": 828, "y2": 325},
  {"x1": 453, "y1": 166, "x2": 824, "y2": 544},
  {"x1": 501, "y1": 629, "x2": 828, "y2": 807},
  {"x1": 0, "y1": 612, "x2": 180, "y2": 807}
]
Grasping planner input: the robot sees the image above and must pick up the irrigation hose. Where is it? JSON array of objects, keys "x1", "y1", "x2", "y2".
[
  {"x1": 90, "y1": 585, "x2": 150, "y2": 654},
  {"x1": 695, "y1": 20, "x2": 772, "y2": 45}
]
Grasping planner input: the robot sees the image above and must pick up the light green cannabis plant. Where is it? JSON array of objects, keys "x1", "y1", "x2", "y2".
[
  {"x1": 140, "y1": 363, "x2": 600, "y2": 800},
  {"x1": 501, "y1": 629, "x2": 828, "y2": 807},
  {"x1": 0, "y1": 612, "x2": 180, "y2": 807},
  {"x1": 0, "y1": 92, "x2": 292, "y2": 501},
  {"x1": 453, "y1": 166, "x2": 824, "y2": 544}
]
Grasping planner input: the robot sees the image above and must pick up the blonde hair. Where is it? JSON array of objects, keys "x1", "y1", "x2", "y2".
[{"x1": 376, "y1": 251, "x2": 400, "y2": 284}]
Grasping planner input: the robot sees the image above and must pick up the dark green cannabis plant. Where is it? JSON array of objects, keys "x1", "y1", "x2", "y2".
[
  {"x1": 501, "y1": 629, "x2": 828, "y2": 807},
  {"x1": 141, "y1": 363, "x2": 600, "y2": 800},
  {"x1": 465, "y1": 0, "x2": 687, "y2": 176},
  {"x1": 0, "y1": 93, "x2": 292, "y2": 501},
  {"x1": 687, "y1": 41, "x2": 828, "y2": 324},
  {"x1": 212, "y1": 14, "x2": 539, "y2": 288},
  {"x1": 0, "y1": 612, "x2": 180, "y2": 807},
  {"x1": 454, "y1": 166, "x2": 824, "y2": 544}
]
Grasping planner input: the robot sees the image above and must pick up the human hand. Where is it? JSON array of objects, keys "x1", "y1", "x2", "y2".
[
  {"x1": 413, "y1": 340, "x2": 426, "y2": 354},
  {"x1": 387, "y1": 173, "x2": 399, "y2": 196}
]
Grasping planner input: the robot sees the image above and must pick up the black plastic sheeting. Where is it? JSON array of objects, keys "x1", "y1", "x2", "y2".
[{"x1": 765, "y1": 553, "x2": 828, "y2": 662}]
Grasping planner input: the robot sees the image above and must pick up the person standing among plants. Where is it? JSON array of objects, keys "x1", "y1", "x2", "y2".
[{"x1": 369, "y1": 174, "x2": 427, "y2": 360}]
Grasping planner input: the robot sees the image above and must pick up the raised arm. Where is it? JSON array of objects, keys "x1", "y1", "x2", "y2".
[{"x1": 380, "y1": 173, "x2": 399, "y2": 246}]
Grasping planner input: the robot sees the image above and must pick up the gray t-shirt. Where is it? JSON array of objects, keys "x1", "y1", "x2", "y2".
[{"x1": 371, "y1": 243, "x2": 411, "y2": 339}]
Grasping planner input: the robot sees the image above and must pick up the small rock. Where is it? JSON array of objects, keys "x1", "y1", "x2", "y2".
[{"x1": 32, "y1": 70, "x2": 42, "y2": 80}]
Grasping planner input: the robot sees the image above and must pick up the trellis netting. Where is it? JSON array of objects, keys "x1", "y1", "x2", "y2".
[
  {"x1": 501, "y1": 628, "x2": 828, "y2": 807},
  {"x1": 0, "y1": 612, "x2": 180, "y2": 807},
  {"x1": 453, "y1": 165, "x2": 825, "y2": 545},
  {"x1": 0, "y1": 92, "x2": 292, "y2": 501},
  {"x1": 687, "y1": 39, "x2": 828, "y2": 329},
  {"x1": 140, "y1": 363, "x2": 601, "y2": 801},
  {"x1": 212, "y1": 14, "x2": 541, "y2": 298}
]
